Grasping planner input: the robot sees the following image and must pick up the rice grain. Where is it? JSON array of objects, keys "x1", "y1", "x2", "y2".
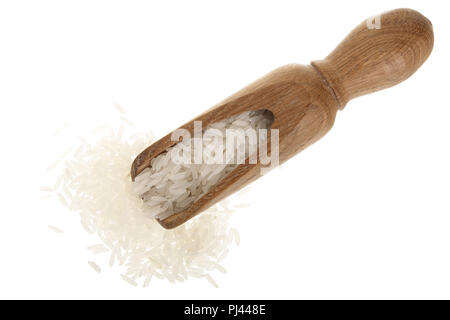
[
  {"x1": 88, "y1": 261, "x2": 101, "y2": 273},
  {"x1": 48, "y1": 225, "x2": 64, "y2": 234},
  {"x1": 204, "y1": 273, "x2": 219, "y2": 288}
]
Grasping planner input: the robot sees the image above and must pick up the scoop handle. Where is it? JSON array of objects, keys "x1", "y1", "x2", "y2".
[{"x1": 311, "y1": 8, "x2": 433, "y2": 109}]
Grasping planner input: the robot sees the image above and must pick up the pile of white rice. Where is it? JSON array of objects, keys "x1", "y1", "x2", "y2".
[
  {"x1": 134, "y1": 110, "x2": 274, "y2": 220},
  {"x1": 42, "y1": 109, "x2": 253, "y2": 288}
]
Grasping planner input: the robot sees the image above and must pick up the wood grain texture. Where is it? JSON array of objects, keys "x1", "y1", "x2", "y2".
[
  {"x1": 131, "y1": 8, "x2": 433, "y2": 229},
  {"x1": 311, "y1": 8, "x2": 433, "y2": 108}
]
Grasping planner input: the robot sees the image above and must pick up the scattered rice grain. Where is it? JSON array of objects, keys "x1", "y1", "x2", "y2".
[
  {"x1": 88, "y1": 261, "x2": 101, "y2": 273},
  {"x1": 204, "y1": 273, "x2": 219, "y2": 288},
  {"x1": 48, "y1": 225, "x2": 64, "y2": 234},
  {"x1": 121, "y1": 274, "x2": 138, "y2": 286},
  {"x1": 52, "y1": 123, "x2": 70, "y2": 136},
  {"x1": 113, "y1": 103, "x2": 126, "y2": 114}
]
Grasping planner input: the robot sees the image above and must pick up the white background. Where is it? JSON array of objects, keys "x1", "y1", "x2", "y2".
[{"x1": 0, "y1": 0, "x2": 449, "y2": 299}]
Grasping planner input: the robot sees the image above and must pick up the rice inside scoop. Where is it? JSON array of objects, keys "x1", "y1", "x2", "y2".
[{"x1": 133, "y1": 110, "x2": 274, "y2": 220}]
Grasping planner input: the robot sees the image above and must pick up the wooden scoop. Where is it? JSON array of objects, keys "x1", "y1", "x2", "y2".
[{"x1": 131, "y1": 8, "x2": 433, "y2": 229}]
